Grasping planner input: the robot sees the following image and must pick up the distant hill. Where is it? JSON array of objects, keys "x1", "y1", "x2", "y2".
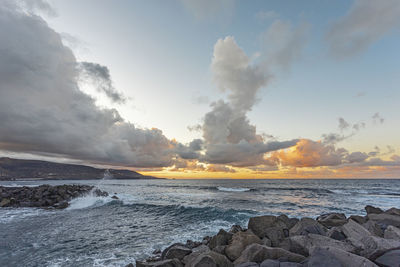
[{"x1": 0, "y1": 157, "x2": 158, "y2": 180}]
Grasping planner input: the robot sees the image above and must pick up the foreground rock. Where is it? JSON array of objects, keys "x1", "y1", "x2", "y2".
[
  {"x1": 0, "y1": 184, "x2": 108, "y2": 209},
  {"x1": 133, "y1": 205, "x2": 400, "y2": 267}
]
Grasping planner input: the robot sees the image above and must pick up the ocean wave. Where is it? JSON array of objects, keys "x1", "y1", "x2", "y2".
[{"x1": 217, "y1": 186, "x2": 252, "y2": 192}]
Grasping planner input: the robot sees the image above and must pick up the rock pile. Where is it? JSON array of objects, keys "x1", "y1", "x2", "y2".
[
  {"x1": 133, "y1": 206, "x2": 400, "y2": 267},
  {"x1": 0, "y1": 184, "x2": 108, "y2": 209}
]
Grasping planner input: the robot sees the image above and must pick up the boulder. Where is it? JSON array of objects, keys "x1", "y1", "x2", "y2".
[
  {"x1": 368, "y1": 213, "x2": 400, "y2": 228},
  {"x1": 360, "y1": 235, "x2": 400, "y2": 259},
  {"x1": 209, "y1": 229, "x2": 233, "y2": 249},
  {"x1": 248, "y1": 216, "x2": 280, "y2": 238},
  {"x1": 363, "y1": 220, "x2": 384, "y2": 237},
  {"x1": 212, "y1": 245, "x2": 226, "y2": 255},
  {"x1": 186, "y1": 251, "x2": 233, "y2": 267},
  {"x1": 384, "y1": 225, "x2": 400, "y2": 240},
  {"x1": 264, "y1": 226, "x2": 287, "y2": 247},
  {"x1": 238, "y1": 263, "x2": 259, "y2": 267},
  {"x1": 261, "y1": 238, "x2": 272, "y2": 247},
  {"x1": 374, "y1": 249, "x2": 400, "y2": 267},
  {"x1": 342, "y1": 219, "x2": 371, "y2": 248},
  {"x1": 280, "y1": 263, "x2": 302, "y2": 267},
  {"x1": 0, "y1": 198, "x2": 10, "y2": 207},
  {"x1": 306, "y1": 247, "x2": 343, "y2": 267},
  {"x1": 349, "y1": 215, "x2": 367, "y2": 225},
  {"x1": 385, "y1": 207, "x2": 400, "y2": 216},
  {"x1": 234, "y1": 244, "x2": 306, "y2": 266},
  {"x1": 317, "y1": 213, "x2": 347, "y2": 228},
  {"x1": 163, "y1": 245, "x2": 191, "y2": 260},
  {"x1": 136, "y1": 259, "x2": 183, "y2": 267},
  {"x1": 308, "y1": 246, "x2": 377, "y2": 267},
  {"x1": 230, "y1": 225, "x2": 244, "y2": 234},
  {"x1": 225, "y1": 230, "x2": 263, "y2": 261},
  {"x1": 326, "y1": 227, "x2": 346, "y2": 241},
  {"x1": 365, "y1": 205, "x2": 384, "y2": 215},
  {"x1": 260, "y1": 259, "x2": 279, "y2": 267},
  {"x1": 281, "y1": 234, "x2": 355, "y2": 256},
  {"x1": 289, "y1": 218, "x2": 326, "y2": 236},
  {"x1": 183, "y1": 245, "x2": 210, "y2": 265}
]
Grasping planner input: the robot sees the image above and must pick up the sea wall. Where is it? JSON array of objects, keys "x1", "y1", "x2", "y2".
[
  {"x1": 0, "y1": 184, "x2": 108, "y2": 209},
  {"x1": 133, "y1": 205, "x2": 400, "y2": 267}
]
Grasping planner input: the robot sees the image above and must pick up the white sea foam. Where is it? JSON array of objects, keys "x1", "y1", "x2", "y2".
[
  {"x1": 66, "y1": 192, "x2": 138, "y2": 210},
  {"x1": 217, "y1": 186, "x2": 251, "y2": 192}
]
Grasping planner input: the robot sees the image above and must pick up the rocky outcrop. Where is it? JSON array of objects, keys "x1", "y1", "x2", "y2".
[
  {"x1": 0, "y1": 184, "x2": 108, "y2": 209},
  {"x1": 132, "y1": 205, "x2": 400, "y2": 267}
]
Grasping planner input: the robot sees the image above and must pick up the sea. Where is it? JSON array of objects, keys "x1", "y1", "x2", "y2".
[{"x1": 1, "y1": 179, "x2": 399, "y2": 266}]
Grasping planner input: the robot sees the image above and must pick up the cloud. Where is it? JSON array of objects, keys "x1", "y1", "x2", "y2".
[
  {"x1": 338, "y1": 117, "x2": 350, "y2": 131},
  {"x1": 261, "y1": 20, "x2": 310, "y2": 70},
  {"x1": 326, "y1": 0, "x2": 400, "y2": 58},
  {"x1": 0, "y1": 2, "x2": 193, "y2": 168},
  {"x1": 79, "y1": 62, "x2": 127, "y2": 104},
  {"x1": 372, "y1": 112, "x2": 385, "y2": 124},
  {"x1": 346, "y1": 151, "x2": 369, "y2": 163},
  {"x1": 206, "y1": 164, "x2": 236, "y2": 173}
]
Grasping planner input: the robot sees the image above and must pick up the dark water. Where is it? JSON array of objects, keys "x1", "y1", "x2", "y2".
[{"x1": 1, "y1": 179, "x2": 399, "y2": 266}]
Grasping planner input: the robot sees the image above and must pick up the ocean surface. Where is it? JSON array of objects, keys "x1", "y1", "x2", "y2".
[{"x1": 1, "y1": 179, "x2": 400, "y2": 266}]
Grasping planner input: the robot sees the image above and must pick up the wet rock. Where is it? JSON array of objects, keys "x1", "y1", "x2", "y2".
[
  {"x1": 182, "y1": 245, "x2": 210, "y2": 266},
  {"x1": 209, "y1": 229, "x2": 233, "y2": 249},
  {"x1": 309, "y1": 246, "x2": 377, "y2": 267},
  {"x1": 0, "y1": 198, "x2": 10, "y2": 207},
  {"x1": 384, "y1": 225, "x2": 400, "y2": 240},
  {"x1": 136, "y1": 258, "x2": 183, "y2": 267},
  {"x1": 186, "y1": 251, "x2": 233, "y2": 267},
  {"x1": 306, "y1": 247, "x2": 342, "y2": 267},
  {"x1": 234, "y1": 244, "x2": 306, "y2": 266},
  {"x1": 365, "y1": 205, "x2": 384, "y2": 215},
  {"x1": 374, "y1": 249, "x2": 400, "y2": 267},
  {"x1": 317, "y1": 213, "x2": 347, "y2": 228},
  {"x1": 230, "y1": 225, "x2": 244, "y2": 234},
  {"x1": 225, "y1": 230, "x2": 262, "y2": 261},
  {"x1": 111, "y1": 195, "x2": 119, "y2": 200},
  {"x1": 385, "y1": 207, "x2": 400, "y2": 216},
  {"x1": 212, "y1": 245, "x2": 226, "y2": 255},
  {"x1": 186, "y1": 240, "x2": 202, "y2": 249},
  {"x1": 289, "y1": 218, "x2": 326, "y2": 236},
  {"x1": 162, "y1": 244, "x2": 191, "y2": 260}
]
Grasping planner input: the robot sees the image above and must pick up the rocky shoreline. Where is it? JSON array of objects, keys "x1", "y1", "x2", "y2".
[
  {"x1": 0, "y1": 184, "x2": 108, "y2": 209},
  {"x1": 132, "y1": 205, "x2": 400, "y2": 267}
]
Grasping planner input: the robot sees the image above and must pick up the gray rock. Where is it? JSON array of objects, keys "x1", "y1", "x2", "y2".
[
  {"x1": 136, "y1": 259, "x2": 183, "y2": 267},
  {"x1": 289, "y1": 218, "x2": 326, "y2": 236},
  {"x1": 230, "y1": 225, "x2": 244, "y2": 234},
  {"x1": 306, "y1": 246, "x2": 342, "y2": 267},
  {"x1": 238, "y1": 262, "x2": 259, "y2": 267},
  {"x1": 365, "y1": 205, "x2": 384, "y2": 215},
  {"x1": 209, "y1": 229, "x2": 233, "y2": 249},
  {"x1": 385, "y1": 207, "x2": 400, "y2": 216},
  {"x1": 248, "y1": 216, "x2": 280, "y2": 238},
  {"x1": 212, "y1": 245, "x2": 226, "y2": 255},
  {"x1": 282, "y1": 234, "x2": 355, "y2": 256},
  {"x1": 260, "y1": 260, "x2": 279, "y2": 267},
  {"x1": 363, "y1": 220, "x2": 384, "y2": 237},
  {"x1": 326, "y1": 227, "x2": 346, "y2": 241},
  {"x1": 280, "y1": 263, "x2": 302, "y2": 267},
  {"x1": 342, "y1": 219, "x2": 372, "y2": 249},
  {"x1": 183, "y1": 245, "x2": 210, "y2": 265},
  {"x1": 360, "y1": 235, "x2": 400, "y2": 259},
  {"x1": 187, "y1": 251, "x2": 233, "y2": 267},
  {"x1": 163, "y1": 245, "x2": 191, "y2": 260},
  {"x1": 374, "y1": 249, "x2": 400, "y2": 267},
  {"x1": 234, "y1": 244, "x2": 306, "y2": 266},
  {"x1": 368, "y1": 213, "x2": 400, "y2": 228},
  {"x1": 308, "y1": 246, "x2": 377, "y2": 267},
  {"x1": 225, "y1": 230, "x2": 262, "y2": 261},
  {"x1": 349, "y1": 215, "x2": 367, "y2": 225},
  {"x1": 262, "y1": 237, "x2": 272, "y2": 247},
  {"x1": 0, "y1": 198, "x2": 11, "y2": 207},
  {"x1": 384, "y1": 225, "x2": 400, "y2": 240},
  {"x1": 264, "y1": 226, "x2": 286, "y2": 247},
  {"x1": 317, "y1": 213, "x2": 347, "y2": 228}
]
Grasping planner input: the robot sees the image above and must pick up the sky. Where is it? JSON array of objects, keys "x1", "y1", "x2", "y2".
[{"x1": 0, "y1": 0, "x2": 399, "y2": 178}]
